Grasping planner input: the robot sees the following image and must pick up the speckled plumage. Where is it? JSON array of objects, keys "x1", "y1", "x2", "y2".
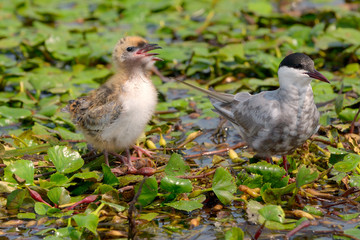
[
  {"x1": 66, "y1": 36, "x2": 161, "y2": 169},
  {"x1": 179, "y1": 53, "x2": 329, "y2": 163}
]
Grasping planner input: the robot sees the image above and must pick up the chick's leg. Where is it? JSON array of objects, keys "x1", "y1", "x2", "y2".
[
  {"x1": 125, "y1": 148, "x2": 137, "y2": 173},
  {"x1": 132, "y1": 145, "x2": 154, "y2": 158}
]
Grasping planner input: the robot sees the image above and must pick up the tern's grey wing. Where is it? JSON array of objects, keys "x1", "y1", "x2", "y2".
[
  {"x1": 232, "y1": 91, "x2": 281, "y2": 138},
  {"x1": 210, "y1": 92, "x2": 252, "y2": 124}
]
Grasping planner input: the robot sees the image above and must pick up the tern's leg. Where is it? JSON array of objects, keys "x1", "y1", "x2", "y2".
[
  {"x1": 282, "y1": 155, "x2": 288, "y2": 174},
  {"x1": 265, "y1": 157, "x2": 274, "y2": 164}
]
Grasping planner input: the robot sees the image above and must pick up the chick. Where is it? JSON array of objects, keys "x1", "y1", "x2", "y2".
[{"x1": 67, "y1": 36, "x2": 162, "y2": 173}]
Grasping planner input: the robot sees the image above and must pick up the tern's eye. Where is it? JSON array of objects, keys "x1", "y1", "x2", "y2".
[
  {"x1": 296, "y1": 64, "x2": 303, "y2": 69},
  {"x1": 126, "y1": 47, "x2": 135, "y2": 52}
]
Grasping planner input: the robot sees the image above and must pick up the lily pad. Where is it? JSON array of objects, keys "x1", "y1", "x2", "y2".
[{"x1": 47, "y1": 146, "x2": 84, "y2": 174}]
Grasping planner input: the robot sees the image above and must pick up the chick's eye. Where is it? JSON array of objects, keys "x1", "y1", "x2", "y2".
[
  {"x1": 126, "y1": 47, "x2": 135, "y2": 52},
  {"x1": 296, "y1": 64, "x2": 303, "y2": 68}
]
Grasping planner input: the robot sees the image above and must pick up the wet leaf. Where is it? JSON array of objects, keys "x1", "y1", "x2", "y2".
[
  {"x1": 246, "y1": 162, "x2": 287, "y2": 188},
  {"x1": 160, "y1": 176, "x2": 192, "y2": 194},
  {"x1": 349, "y1": 175, "x2": 360, "y2": 188},
  {"x1": 303, "y1": 206, "x2": 323, "y2": 216},
  {"x1": 71, "y1": 172, "x2": 100, "y2": 181},
  {"x1": 47, "y1": 146, "x2": 84, "y2": 174},
  {"x1": 164, "y1": 153, "x2": 190, "y2": 176},
  {"x1": 135, "y1": 177, "x2": 158, "y2": 207},
  {"x1": 35, "y1": 202, "x2": 52, "y2": 215},
  {"x1": 47, "y1": 187, "x2": 70, "y2": 206},
  {"x1": 100, "y1": 201, "x2": 126, "y2": 212},
  {"x1": 225, "y1": 227, "x2": 244, "y2": 240},
  {"x1": 46, "y1": 227, "x2": 82, "y2": 239},
  {"x1": 344, "y1": 63, "x2": 360, "y2": 74},
  {"x1": 0, "y1": 106, "x2": 32, "y2": 120},
  {"x1": 258, "y1": 205, "x2": 285, "y2": 223},
  {"x1": 165, "y1": 200, "x2": 203, "y2": 212},
  {"x1": 338, "y1": 108, "x2": 360, "y2": 122},
  {"x1": 212, "y1": 167, "x2": 236, "y2": 205},
  {"x1": 6, "y1": 189, "x2": 26, "y2": 212},
  {"x1": 334, "y1": 154, "x2": 360, "y2": 172},
  {"x1": 49, "y1": 173, "x2": 70, "y2": 187},
  {"x1": 17, "y1": 212, "x2": 36, "y2": 219},
  {"x1": 344, "y1": 228, "x2": 360, "y2": 239},
  {"x1": 4, "y1": 160, "x2": 34, "y2": 184},
  {"x1": 102, "y1": 164, "x2": 119, "y2": 186},
  {"x1": 296, "y1": 165, "x2": 319, "y2": 188},
  {"x1": 339, "y1": 213, "x2": 360, "y2": 221},
  {"x1": 138, "y1": 212, "x2": 159, "y2": 221},
  {"x1": 261, "y1": 183, "x2": 296, "y2": 204},
  {"x1": 73, "y1": 213, "x2": 99, "y2": 235}
]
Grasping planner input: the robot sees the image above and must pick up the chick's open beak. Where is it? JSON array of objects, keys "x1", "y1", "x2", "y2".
[
  {"x1": 136, "y1": 43, "x2": 163, "y2": 61},
  {"x1": 306, "y1": 70, "x2": 330, "y2": 83}
]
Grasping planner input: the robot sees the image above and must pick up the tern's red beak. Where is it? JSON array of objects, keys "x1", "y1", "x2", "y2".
[{"x1": 306, "y1": 70, "x2": 330, "y2": 83}]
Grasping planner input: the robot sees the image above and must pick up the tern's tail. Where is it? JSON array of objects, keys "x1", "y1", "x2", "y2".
[
  {"x1": 175, "y1": 79, "x2": 238, "y2": 123},
  {"x1": 175, "y1": 79, "x2": 234, "y2": 103}
]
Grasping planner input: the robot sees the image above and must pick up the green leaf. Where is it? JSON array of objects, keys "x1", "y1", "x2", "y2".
[
  {"x1": 47, "y1": 187, "x2": 70, "y2": 205},
  {"x1": 72, "y1": 213, "x2": 99, "y2": 235},
  {"x1": 212, "y1": 167, "x2": 236, "y2": 205},
  {"x1": 246, "y1": 200, "x2": 263, "y2": 224},
  {"x1": 6, "y1": 189, "x2": 26, "y2": 211},
  {"x1": 344, "y1": 228, "x2": 360, "y2": 239},
  {"x1": 344, "y1": 63, "x2": 360, "y2": 74},
  {"x1": 334, "y1": 153, "x2": 360, "y2": 172},
  {"x1": 225, "y1": 227, "x2": 244, "y2": 240},
  {"x1": 0, "y1": 106, "x2": 32, "y2": 120},
  {"x1": 4, "y1": 159, "x2": 34, "y2": 184},
  {"x1": 102, "y1": 164, "x2": 119, "y2": 186},
  {"x1": 17, "y1": 212, "x2": 36, "y2": 219},
  {"x1": 334, "y1": 94, "x2": 344, "y2": 115},
  {"x1": 54, "y1": 127, "x2": 84, "y2": 141},
  {"x1": 165, "y1": 200, "x2": 203, "y2": 212},
  {"x1": 349, "y1": 175, "x2": 360, "y2": 188},
  {"x1": 50, "y1": 227, "x2": 82, "y2": 239},
  {"x1": 71, "y1": 172, "x2": 100, "y2": 181},
  {"x1": 138, "y1": 213, "x2": 159, "y2": 221},
  {"x1": 135, "y1": 177, "x2": 158, "y2": 207},
  {"x1": 261, "y1": 183, "x2": 296, "y2": 204},
  {"x1": 246, "y1": 162, "x2": 286, "y2": 188},
  {"x1": 339, "y1": 213, "x2": 360, "y2": 221},
  {"x1": 47, "y1": 146, "x2": 84, "y2": 174},
  {"x1": 164, "y1": 153, "x2": 190, "y2": 176},
  {"x1": 217, "y1": 44, "x2": 244, "y2": 61},
  {"x1": 338, "y1": 108, "x2": 360, "y2": 122},
  {"x1": 100, "y1": 201, "x2": 126, "y2": 212},
  {"x1": 35, "y1": 202, "x2": 52, "y2": 215},
  {"x1": 258, "y1": 205, "x2": 285, "y2": 223},
  {"x1": 303, "y1": 206, "x2": 323, "y2": 216},
  {"x1": 247, "y1": 1, "x2": 272, "y2": 16},
  {"x1": 160, "y1": 176, "x2": 192, "y2": 194},
  {"x1": 49, "y1": 173, "x2": 70, "y2": 187},
  {"x1": 296, "y1": 165, "x2": 319, "y2": 188},
  {"x1": 0, "y1": 37, "x2": 21, "y2": 49},
  {"x1": 237, "y1": 171, "x2": 263, "y2": 188},
  {"x1": 328, "y1": 146, "x2": 349, "y2": 165}
]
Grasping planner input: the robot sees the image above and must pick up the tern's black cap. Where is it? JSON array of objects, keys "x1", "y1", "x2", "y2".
[{"x1": 279, "y1": 53, "x2": 315, "y2": 73}]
